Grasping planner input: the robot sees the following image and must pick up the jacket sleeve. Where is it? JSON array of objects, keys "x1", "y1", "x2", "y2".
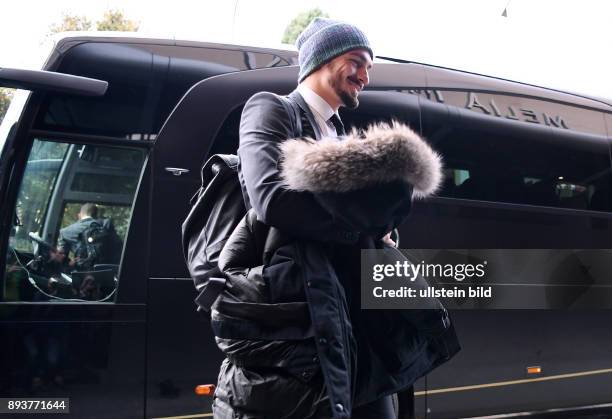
[
  {"x1": 277, "y1": 119, "x2": 443, "y2": 241},
  {"x1": 57, "y1": 226, "x2": 74, "y2": 253},
  {"x1": 57, "y1": 231, "x2": 68, "y2": 252},
  {"x1": 314, "y1": 181, "x2": 413, "y2": 241},
  {"x1": 238, "y1": 91, "x2": 359, "y2": 244}
]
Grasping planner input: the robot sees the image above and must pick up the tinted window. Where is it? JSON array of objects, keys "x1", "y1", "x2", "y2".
[
  {"x1": 11, "y1": 141, "x2": 70, "y2": 251},
  {"x1": 421, "y1": 100, "x2": 612, "y2": 212},
  {"x1": 142, "y1": 44, "x2": 292, "y2": 70},
  {"x1": 4, "y1": 139, "x2": 146, "y2": 303},
  {"x1": 35, "y1": 42, "x2": 293, "y2": 139}
]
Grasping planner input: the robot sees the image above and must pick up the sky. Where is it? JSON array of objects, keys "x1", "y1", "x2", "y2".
[{"x1": 1, "y1": 0, "x2": 611, "y2": 100}]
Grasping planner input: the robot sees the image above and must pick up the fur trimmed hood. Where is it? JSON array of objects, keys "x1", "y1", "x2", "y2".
[{"x1": 279, "y1": 121, "x2": 443, "y2": 198}]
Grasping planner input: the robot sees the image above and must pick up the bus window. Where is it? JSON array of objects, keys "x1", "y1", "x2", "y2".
[
  {"x1": 428, "y1": 110, "x2": 612, "y2": 212},
  {"x1": 4, "y1": 139, "x2": 146, "y2": 303}
]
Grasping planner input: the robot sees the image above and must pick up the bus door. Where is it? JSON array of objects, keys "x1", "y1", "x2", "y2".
[
  {"x1": 0, "y1": 69, "x2": 150, "y2": 417},
  {"x1": 144, "y1": 66, "x2": 305, "y2": 417}
]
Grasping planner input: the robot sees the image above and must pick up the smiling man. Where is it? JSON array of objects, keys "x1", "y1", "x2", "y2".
[
  {"x1": 211, "y1": 18, "x2": 445, "y2": 419},
  {"x1": 297, "y1": 21, "x2": 372, "y2": 112},
  {"x1": 296, "y1": 18, "x2": 372, "y2": 127}
]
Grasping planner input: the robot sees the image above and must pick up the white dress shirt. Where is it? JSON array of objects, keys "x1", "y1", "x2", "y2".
[{"x1": 296, "y1": 83, "x2": 340, "y2": 138}]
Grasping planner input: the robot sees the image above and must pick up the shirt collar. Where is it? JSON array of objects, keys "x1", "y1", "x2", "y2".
[{"x1": 297, "y1": 84, "x2": 336, "y2": 122}]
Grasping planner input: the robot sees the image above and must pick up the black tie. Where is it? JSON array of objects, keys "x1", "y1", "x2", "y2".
[{"x1": 329, "y1": 114, "x2": 346, "y2": 136}]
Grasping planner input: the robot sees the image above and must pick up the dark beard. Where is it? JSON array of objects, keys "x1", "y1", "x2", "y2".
[
  {"x1": 331, "y1": 75, "x2": 359, "y2": 109},
  {"x1": 338, "y1": 89, "x2": 358, "y2": 109}
]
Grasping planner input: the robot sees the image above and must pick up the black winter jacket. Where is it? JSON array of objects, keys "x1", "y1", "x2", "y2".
[{"x1": 211, "y1": 91, "x2": 460, "y2": 418}]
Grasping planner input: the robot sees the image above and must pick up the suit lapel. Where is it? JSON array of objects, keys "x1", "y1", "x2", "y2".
[{"x1": 288, "y1": 90, "x2": 322, "y2": 140}]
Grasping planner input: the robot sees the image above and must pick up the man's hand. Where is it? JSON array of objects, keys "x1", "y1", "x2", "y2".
[
  {"x1": 49, "y1": 248, "x2": 66, "y2": 263},
  {"x1": 382, "y1": 231, "x2": 396, "y2": 247}
]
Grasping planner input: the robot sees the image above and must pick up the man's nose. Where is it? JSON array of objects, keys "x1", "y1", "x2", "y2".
[{"x1": 358, "y1": 67, "x2": 370, "y2": 87}]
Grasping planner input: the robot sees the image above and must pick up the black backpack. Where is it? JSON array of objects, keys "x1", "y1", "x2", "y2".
[
  {"x1": 76, "y1": 219, "x2": 116, "y2": 270},
  {"x1": 182, "y1": 95, "x2": 302, "y2": 312},
  {"x1": 181, "y1": 154, "x2": 244, "y2": 311}
]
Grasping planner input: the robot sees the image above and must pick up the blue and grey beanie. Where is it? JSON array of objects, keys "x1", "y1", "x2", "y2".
[{"x1": 296, "y1": 18, "x2": 373, "y2": 83}]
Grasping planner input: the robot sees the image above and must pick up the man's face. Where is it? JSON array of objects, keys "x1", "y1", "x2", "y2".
[{"x1": 325, "y1": 49, "x2": 373, "y2": 109}]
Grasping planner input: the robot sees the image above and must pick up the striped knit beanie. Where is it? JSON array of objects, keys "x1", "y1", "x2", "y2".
[{"x1": 296, "y1": 18, "x2": 373, "y2": 83}]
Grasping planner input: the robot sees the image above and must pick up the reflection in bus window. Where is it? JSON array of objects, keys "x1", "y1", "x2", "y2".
[
  {"x1": 431, "y1": 117, "x2": 612, "y2": 212},
  {"x1": 4, "y1": 139, "x2": 146, "y2": 303},
  {"x1": 61, "y1": 203, "x2": 131, "y2": 242},
  {"x1": 11, "y1": 141, "x2": 70, "y2": 251}
]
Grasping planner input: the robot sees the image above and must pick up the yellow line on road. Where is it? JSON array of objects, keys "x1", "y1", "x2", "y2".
[
  {"x1": 415, "y1": 367, "x2": 612, "y2": 396},
  {"x1": 152, "y1": 368, "x2": 612, "y2": 415}
]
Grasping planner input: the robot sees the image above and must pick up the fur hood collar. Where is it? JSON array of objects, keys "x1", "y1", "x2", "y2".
[{"x1": 279, "y1": 121, "x2": 442, "y2": 199}]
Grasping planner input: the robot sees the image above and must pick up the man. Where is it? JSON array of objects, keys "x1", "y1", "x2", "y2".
[
  {"x1": 238, "y1": 18, "x2": 380, "y2": 248},
  {"x1": 57, "y1": 203, "x2": 100, "y2": 255},
  {"x1": 215, "y1": 18, "x2": 458, "y2": 419},
  {"x1": 55, "y1": 203, "x2": 117, "y2": 270}
]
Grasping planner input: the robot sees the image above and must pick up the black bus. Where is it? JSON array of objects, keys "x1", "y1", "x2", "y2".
[{"x1": 1, "y1": 35, "x2": 611, "y2": 418}]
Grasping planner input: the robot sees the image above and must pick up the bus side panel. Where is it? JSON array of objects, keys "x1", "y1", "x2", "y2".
[
  {"x1": 145, "y1": 278, "x2": 223, "y2": 417},
  {"x1": 146, "y1": 120, "x2": 223, "y2": 417},
  {"x1": 0, "y1": 306, "x2": 146, "y2": 418},
  {"x1": 400, "y1": 200, "x2": 612, "y2": 418}
]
